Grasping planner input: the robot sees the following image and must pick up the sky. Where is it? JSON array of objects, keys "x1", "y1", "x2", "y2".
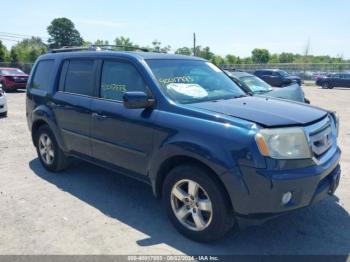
[{"x1": 1, "y1": 0, "x2": 350, "y2": 58}]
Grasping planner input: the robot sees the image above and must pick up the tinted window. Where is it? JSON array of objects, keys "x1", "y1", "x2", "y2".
[
  {"x1": 263, "y1": 71, "x2": 272, "y2": 76},
  {"x1": 100, "y1": 61, "x2": 147, "y2": 101},
  {"x1": 343, "y1": 74, "x2": 350, "y2": 79},
  {"x1": 31, "y1": 60, "x2": 54, "y2": 91},
  {"x1": 63, "y1": 60, "x2": 95, "y2": 96}
]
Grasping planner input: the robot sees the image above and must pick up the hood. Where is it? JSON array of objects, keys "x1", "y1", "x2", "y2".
[
  {"x1": 187, "y1": 96, "x2": 326, "y2": 127},
  {"x1": 267, "y1": 84, "x2": 305, "y2": 102},
  {"x1": 3, "y1": 74, "x2": 29, "y2": 77}
]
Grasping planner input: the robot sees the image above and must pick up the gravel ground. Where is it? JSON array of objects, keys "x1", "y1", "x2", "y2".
[{"x1": 0, "y1": 87, "x2": 349, "y2": 255}]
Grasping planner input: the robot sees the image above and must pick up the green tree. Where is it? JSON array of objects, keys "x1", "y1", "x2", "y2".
[
  {"x1": 115, "y1": 36, "x2": 135, "y2": 50},
  {"x1": 151, "y1": 40, "x2": 171, "y2": 53},
  {"x1": 0, "y1": 40, "x2": 8, "y2": 62},
  {"x1": 279, "y1": 52, "x2": 294, "y2": 63},
  {"x1": 268, "y1": 54, "x2": 280, "y2": 64},
  {"x1": 175, "y1": 47, "x2": 192, "y2": 56},
  {"x1": 94, "y1": 39, "x2": 109, "y2": 46},
  {"x1": 10, "y1": 37, "x2": 47, "y2": 62},
  {"x1": 210, "y1": 55, "x2": 225, "y2": 66},
  {"x1": 225, "y1": 54, "x2": 237, "y2": 65},
  {"x1": 47, "y1": 17, "x2": 83, "y2": 48},
  {"x1": 194, "y1": 46, "x2": 214, "y2": 60},
  {"x1": 251, "y1": 48, "x2": 270, "y2": 64},
  {"x1": 10, "y1": 48, "x2": 19, "y2": 64}
]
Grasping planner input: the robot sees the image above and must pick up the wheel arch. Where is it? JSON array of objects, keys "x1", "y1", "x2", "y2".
[
  {"x1": 151, "y1": 154, "x2": 234, "y2": 211},
  {"x1": 30, "y1": 106, "x2": 67, "y2": 152}
]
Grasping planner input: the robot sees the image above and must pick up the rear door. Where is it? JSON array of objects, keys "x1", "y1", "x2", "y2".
[
  {"x1": 344, "y1": 74, "x2": 350, "y2": 87},
  {"x1": 330, "y1": 74, "x2": 342, "y2": 87},
  {"x1": 52, "y1": 58, "x2": 97, "y2": 157},
  {"x1": 90, "y1": 59, "x2": 157, "y2": 175}
]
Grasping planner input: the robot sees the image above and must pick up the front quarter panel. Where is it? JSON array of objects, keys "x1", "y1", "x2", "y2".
[{"x1": 148, "y1": 108, "x2": 266, "y2": 196}]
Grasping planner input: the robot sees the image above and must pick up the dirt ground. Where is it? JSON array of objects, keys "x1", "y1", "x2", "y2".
[{"x1": 0, "y1": 87, "x2": 349, "y2": 255}]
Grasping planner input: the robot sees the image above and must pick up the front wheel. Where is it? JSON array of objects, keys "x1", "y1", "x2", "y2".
[{"x1": 163, "y1": 165, "x2": 235, "y2": 242}]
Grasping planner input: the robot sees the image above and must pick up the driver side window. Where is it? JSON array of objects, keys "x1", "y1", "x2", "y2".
[{"x1": 100, "y1": 61, "x2": 147, "y2": 101}]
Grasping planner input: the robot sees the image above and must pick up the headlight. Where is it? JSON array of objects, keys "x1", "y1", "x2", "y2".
[
  {"x1": 255, "y1": 127, "x2": 312, "y2": 159},
  {"x1": 331, "y1": 112, "x2": 339, "y2": 137}
]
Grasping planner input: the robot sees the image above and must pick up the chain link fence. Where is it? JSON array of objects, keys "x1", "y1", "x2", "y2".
[
  {"x1": 1, "y1": 62, "x2": 350, "y2": 81},
  {"x1": 221, "y1": 63, "x2": 350, "y2": 80}
]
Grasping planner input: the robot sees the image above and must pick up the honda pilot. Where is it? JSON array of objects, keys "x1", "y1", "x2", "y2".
[{"x1": 26, "y1": 47, "x2": 341, "y2": 242}]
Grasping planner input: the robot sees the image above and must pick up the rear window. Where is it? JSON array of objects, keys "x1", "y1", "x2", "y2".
[
  {"x1": 31, "y1": 60, "x2": 54, "y2": 91},
  {"x1": 60, "y1": 59, "x2": 95, "y2": 96}
]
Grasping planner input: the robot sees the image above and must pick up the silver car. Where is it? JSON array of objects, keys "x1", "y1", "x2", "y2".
[
  {"x1": 225, "y1": 71, "x2": 309, "y2": 103},
  {"x1": 0, "y1": 84, "x2": 8, "y2": 117}
]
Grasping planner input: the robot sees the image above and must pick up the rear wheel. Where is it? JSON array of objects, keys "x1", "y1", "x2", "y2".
[
  {"x1": 163, "y1": 164, "x2": 235, "y2": 242},
  {"x1": 322, "y1": 82, "x2": 331, "y2": 89},
  {"x1": 35, "y1": 125, "x2": 69, "y2": 172}
]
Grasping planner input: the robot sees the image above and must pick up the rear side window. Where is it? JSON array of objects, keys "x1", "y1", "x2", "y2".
[
  {"x1": 60, "y1": 59, "x2": 95, "y2": 96},
  {"x1": 100, "y1": 61, "x2": 147, "y2": 101},
  {"x1": 31, "y1": 60, "x2": 54, "y2": 91}
]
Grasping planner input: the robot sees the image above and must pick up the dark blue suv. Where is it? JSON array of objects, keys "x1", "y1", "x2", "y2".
[{"x1": 26, "y1": 47, "x2": 341, "y2": 242}]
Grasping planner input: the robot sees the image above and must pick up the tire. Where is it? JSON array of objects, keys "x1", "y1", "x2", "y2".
[
  {"x1": 34, "y1": 124, "x2": 69, "y2": 172},
  {"x1": 1, "y1": 81, "x2": 8, "y2": 92},
  {"x1": 322, "y1": 82, "x2": 331, "y2": 89},
  {"x1": 162, "y1": 164, "x2": 235, "y2": 242}
]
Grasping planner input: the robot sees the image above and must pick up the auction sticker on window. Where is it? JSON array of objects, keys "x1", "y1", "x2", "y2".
[{"x1": 167, "y1": 83, "x2": 208, "y2": 98}]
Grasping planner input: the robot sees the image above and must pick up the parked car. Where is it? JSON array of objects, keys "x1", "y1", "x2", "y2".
[
  {"x1": 225, "y1": 71, "x2": 309, "y2": 103},
  {"x1": 0, "y1": 84, "x2": 7, "y2": 117},
  {"x1": 0, "y1": 67, "x2": 29, "y2": 91},
  {"x1": 27, "y1": 48, "x2": 341, "y2": 242},
  {"x1": 254, "y1": 69, "x2": 302, "y2": 87},
  {"x1": 316, "y1": 73, "x2": 350, "y2": 89}
]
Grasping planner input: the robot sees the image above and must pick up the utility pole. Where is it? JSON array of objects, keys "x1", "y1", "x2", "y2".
[{"x1": 193, "y1": 33, "x2": 196, "y2": 56}]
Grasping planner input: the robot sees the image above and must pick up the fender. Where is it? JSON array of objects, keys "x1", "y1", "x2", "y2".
[
  {"x1": 30, "y1": 104, "x2": 68, "y2": 153},
  {"x1": 148, "y1": 138, "x2": 238, "y2": 198}
]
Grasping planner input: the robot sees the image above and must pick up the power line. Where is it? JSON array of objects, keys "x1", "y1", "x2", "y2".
[
  {"x1": 0, "y1": 31, "x2": 46, "y2": 38},
  {"x1": 0, "y1": 32, "x2": 49, "y2": 41},
  {"x1": 0, "y1": 37, "x2": 20, "y2": 43}
]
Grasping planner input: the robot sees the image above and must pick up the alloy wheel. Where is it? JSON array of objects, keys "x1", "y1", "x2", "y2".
[
  {"x1": 170, "y1": 179, "x2": 213, "y2": 231},
  {"x1": 38, "y1": 133, "x2": 55, "y2": 165}
]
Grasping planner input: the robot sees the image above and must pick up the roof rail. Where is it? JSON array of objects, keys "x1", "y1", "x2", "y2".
[{"x1": 50, "y1": 44, "x2": 149, "y2": 53}]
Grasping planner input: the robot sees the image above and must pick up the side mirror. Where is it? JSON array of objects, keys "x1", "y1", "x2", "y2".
[{"x1": 123, "y1": 91, "x2": 155, "y2": 109}]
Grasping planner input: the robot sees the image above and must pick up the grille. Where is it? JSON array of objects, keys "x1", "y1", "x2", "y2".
[{"x1": 305, "y1": 116, "x2": 335, "y2": 161}]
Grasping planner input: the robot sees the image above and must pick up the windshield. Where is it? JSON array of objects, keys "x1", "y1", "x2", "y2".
[
  {"x1": 239, "y1": 76, "x2": 272, "y2": 93},
  {"x1": 147, "y1": 60, "x2": 245, "y2": 104},
  {"x1": 278, "y1": 70, "x2": 289, "y2": 77},
  {"x1": 0, "y1": 69, "x2": 25, "y2": 75}
]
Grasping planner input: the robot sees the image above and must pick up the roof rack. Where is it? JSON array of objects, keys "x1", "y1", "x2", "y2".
[{"x1": 50, "y1": 44, "x2": 149, "y2": 53}]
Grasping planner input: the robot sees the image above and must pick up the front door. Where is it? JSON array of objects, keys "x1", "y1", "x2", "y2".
[{"x1": 90, "y1": 60, "x2": 157, "y2": 175}]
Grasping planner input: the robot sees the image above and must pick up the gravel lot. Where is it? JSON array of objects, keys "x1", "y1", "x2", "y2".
[{"x1": 0, "y1": 87, "x2": 349, "y2": 255}]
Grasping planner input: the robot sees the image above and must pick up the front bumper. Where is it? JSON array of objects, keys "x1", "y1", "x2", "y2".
[
  {"x1": 4, "y1": 81, "x2": 27, "y2": 89},
  {"x1": 221, "y1": 147, "x2": 341, "y2": 228}
]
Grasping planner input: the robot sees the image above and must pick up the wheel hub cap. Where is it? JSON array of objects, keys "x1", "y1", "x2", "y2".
[
  {"x1": 170, "y1": 179, "x2": 213, "y2": 231},
  {"x1": 38, "y1": 134, "x2": 54, "y2": 165}
]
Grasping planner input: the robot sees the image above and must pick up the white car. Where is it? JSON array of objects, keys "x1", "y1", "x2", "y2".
[{"x1": 0, "y1": 85, "x2": 8, "y2": 117}]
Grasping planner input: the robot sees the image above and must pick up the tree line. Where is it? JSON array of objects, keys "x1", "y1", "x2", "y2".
[{"x1": 0, "y1": 17, "x2": 347, "y2": 65}]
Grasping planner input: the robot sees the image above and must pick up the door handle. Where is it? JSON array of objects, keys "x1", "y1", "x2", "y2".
[{"x1": 92, "y1": 112, "x2": 107, "y2": 120}]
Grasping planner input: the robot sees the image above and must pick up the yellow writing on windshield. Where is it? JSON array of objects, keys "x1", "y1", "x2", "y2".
[{"x1": 159, "y1": 76, "x2": 194, "y2": 85}]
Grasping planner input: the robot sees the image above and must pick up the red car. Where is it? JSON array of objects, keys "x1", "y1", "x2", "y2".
[{"x1": 0, "y1": 67, "x2": 29, "y2": 91}]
